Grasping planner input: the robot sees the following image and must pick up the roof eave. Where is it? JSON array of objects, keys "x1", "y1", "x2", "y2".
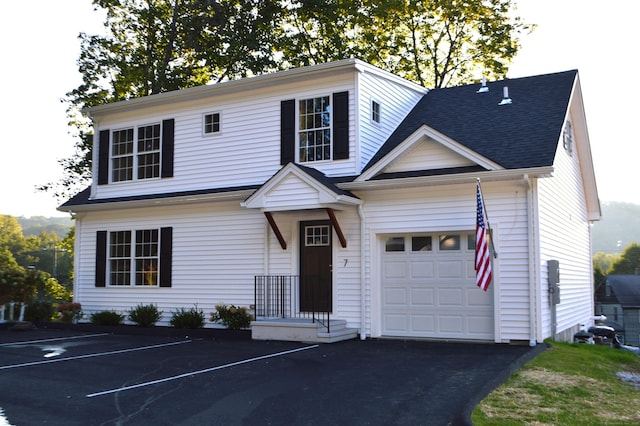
[
  {"x1": 340, "y1": 167, "x2": 554, "y2": 191},
  {"x1": 57, "y1": 189, "x2": 256, "y2": 213}
]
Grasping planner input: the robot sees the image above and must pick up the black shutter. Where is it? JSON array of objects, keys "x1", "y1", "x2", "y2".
[
  {"x1": 95, "y1": 231, "x2": 107, "y2": 287},
  {"x1": 280, "y1": 99, "x2": 295, "y2": 165},
  {"x1": 159, "y1": 227, "x2": 173, "y2": 287},
  {"x1": 98, "y1": 130, "x2": 110, "y2": 185},
  {"x1": 161, "y1": 119, "x2": 175, "y2": 178},
  {"x1": 333, "y1": 91, "x2": 349, "y2": 160}
]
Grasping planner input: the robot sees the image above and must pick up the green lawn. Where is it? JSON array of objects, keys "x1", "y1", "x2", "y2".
[{"x1": 472, "y1": 342, "x2": 640, "y2": 425}]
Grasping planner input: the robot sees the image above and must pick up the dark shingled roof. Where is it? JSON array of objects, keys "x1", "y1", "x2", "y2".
[
  {"x1": 59, "y1": 184, "x2": 262, "y2": 208},
  {"x1": 364, "y1": 70, "x2": 578, "y2": 172},
  {"x1": 606, "y1": 275, "x2": 640, "y2": 308}
]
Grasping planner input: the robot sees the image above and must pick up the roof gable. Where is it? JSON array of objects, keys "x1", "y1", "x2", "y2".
[
  {"x1": 364, "y1": 70, "x2": 578, "y2": 173},
  {"x1": 242, "y1": 163, "x2": 360, "y2": 211},
  {"x1": 606, "y1": 275, "x2": 640, "y2": 308},
  {"x1": 358, "y1": 124, "x2": 502, "y2": 181}
]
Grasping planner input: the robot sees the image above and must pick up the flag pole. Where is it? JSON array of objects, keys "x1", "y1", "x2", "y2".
[{"x1": 477, "y1": 178, "x2": 498, "y2": 259}]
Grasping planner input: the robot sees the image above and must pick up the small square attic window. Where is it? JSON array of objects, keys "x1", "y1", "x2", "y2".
[{"x1": 204, "y1": 112, "x2": 221, "y2": 135}]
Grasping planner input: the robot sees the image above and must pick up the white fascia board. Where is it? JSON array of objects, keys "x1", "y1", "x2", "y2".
[
  {"x1": 569, "y1": 74, "x2": 601, "y2": 221},
  {"x1": 357, "y1": 124, "x2": 503, "y2": 182},
  {"x1": 84, "y1": 59, "x2": 366, "y2": 118},
  {"x1": 341, "y1": 167, "x2": 554, "y2": 192}
]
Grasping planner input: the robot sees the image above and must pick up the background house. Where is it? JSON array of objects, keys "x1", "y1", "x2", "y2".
[
  {"x1": 595, "y1": 275, "x2": 640, "y2": 345},
  {"x1": 60, "y1": 59, "x2": 600, "y2": 344}
]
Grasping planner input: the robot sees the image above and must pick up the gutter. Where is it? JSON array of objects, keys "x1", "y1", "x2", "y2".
[
  {"x1": 358, "y1": 204, "x2": 367, "y2": 340},
  {"x1": 339, "y1": 167, "x2": 554, "y2": 192},
  {"x1": 524, "y1": 175, "x2": 538, "y2": 346}
]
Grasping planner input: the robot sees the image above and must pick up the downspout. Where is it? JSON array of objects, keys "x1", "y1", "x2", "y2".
[
  {"x1": 358, "y1": 204, "x2": 367, "y2": 340},
  {"x1": 524, "y1": 175, "x2": 538, "y2": 347},
  {"x1": 71, "y1": 212, "x2": 80, "y2": 305}
]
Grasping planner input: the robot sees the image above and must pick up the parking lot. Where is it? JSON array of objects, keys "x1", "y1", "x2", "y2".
[{"x1": 0, "y1": 329, "x2": 540, "y2": 425}]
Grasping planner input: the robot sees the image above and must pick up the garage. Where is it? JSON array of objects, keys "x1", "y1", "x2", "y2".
[{"x1": 381, "y1": 232, "x2": 494, "y2": 340}]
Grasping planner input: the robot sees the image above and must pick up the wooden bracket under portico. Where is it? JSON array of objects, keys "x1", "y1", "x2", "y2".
[{"x1": 241, "y1": 163, "x2": 361, "y2": 250}]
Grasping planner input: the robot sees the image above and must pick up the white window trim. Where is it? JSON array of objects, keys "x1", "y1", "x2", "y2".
[
  {"x1": 203, "y1": 111, "x2": 222, "y2": 137},
  {"x1": 107, "y1": 228, "x2": 160, "y2": 287},
  {"x1": 297, "y1": 95, "x2": 333, "y2": 164},
  {"x1": 370, "y1": 98, "x2": 382, "y2": 126},
  {"x1": 110, "y1": 123, "x2": 163, "y2": 183}
]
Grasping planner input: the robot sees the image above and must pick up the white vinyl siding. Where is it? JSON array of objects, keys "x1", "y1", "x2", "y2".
[
  {"x1": 92, "y1": 75, "x2": 359, "y2": 200},
  {"x1": 537, "y1": 114, "x2": 594, "y2": 339},
  {"x1": 74, "y1": 201, "x2": 265, "y2": 325},
  {"x1": 384, "y1": 138, "x2": 475, "y2": 173},
  {"x1": 362, "y1": 181, "x2": 530, "y2": 342},
  {"x1": 357, "y1": 71, "x2": 424, "y2": 170}
]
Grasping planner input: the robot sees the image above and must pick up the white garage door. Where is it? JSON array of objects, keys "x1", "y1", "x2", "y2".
[{"x1": 381, "y1": 232, "x2": 494, "y2": 340}]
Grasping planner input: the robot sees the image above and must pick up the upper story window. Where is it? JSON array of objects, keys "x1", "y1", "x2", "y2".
[
  {"x1": 280, "y1": 92, "x2": 348, "y2": 166},
  {"x1": 98, "y1": 119, "x2": 173, "y2": 186},
  {"x1": 371, "y1": 100, "x2": 381, "y2": 124},
  {"x1": 204, "y1": 112, "x2": 221, "y2": 135},
  {"x1": 299, "y1": 96, "x2": 331, "y2": 162},
  {"x1": 111, "y1": 124, "x2": 161, "y2": 182}
]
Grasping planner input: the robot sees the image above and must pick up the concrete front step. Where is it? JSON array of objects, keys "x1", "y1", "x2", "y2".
[{"x1": 251, "y1": 318, "x2": 358, "y2": 343}]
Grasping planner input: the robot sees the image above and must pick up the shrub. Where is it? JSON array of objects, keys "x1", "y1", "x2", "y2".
[
  {"x1": 170, "y1": 305, "x2": 205, "y2": 329},
  {"x1": 210, "y1": 303, "x2": 252, "y2": 330},
  {"x1": 90, "y1": 310, "x2": 125, "y2": 326},
  {"x1": 25, "y1": 300, "x2": 56, "y2": 322},
  {"x1": 128, "y1": 303, "x2": 163, "y2": 327},
  {"x1": 57, "y1": 302, "x2": 82, "y2": 323}
]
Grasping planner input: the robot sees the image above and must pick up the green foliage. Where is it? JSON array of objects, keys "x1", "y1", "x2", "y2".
[
  {"x1": 16, "y1": 216, "x2": 73, "y2": 238},
  {"x1": 280, "y1": 0, "x2": 530, "y2": 88},
  {"x1": 472, "y1": 342, "x2": 640, "y2": 424},
  {"x1": 128, "y1": 303, "x2": 163, "y2": 327},
  {"x1": 170, "y1": 305, "x2": 205, "y2": 329},
  {"x1": 25, "y1": 300, "x2": 56, "y2": 322},
  {"x1": 210, "y1": 303, "x2": 252, "y2": 330},
  {"x1": 90, "y1": 310, "x2": 125, "y2": 326},
  {"x1": 609, "y1": 243, "x2": 640, "y2": 275}
]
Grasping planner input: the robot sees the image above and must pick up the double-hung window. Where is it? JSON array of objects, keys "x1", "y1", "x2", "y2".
[
  {"x1": 299, "y1": 96, "x2": 331, "y2": 162},
  {"x1": 108, "y1": 229, "x2": 159, "y2": 286},
  {"x1": 111, "y1": 124, "x2": 161, "y2": 182}
]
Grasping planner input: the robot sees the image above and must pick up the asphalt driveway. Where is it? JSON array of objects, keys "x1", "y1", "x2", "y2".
[{"x1": 0, "y1": 329, "x2": 542, "y2": 425}]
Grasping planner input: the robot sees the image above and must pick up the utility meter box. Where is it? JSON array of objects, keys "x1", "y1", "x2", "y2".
[{"x1": 548, "y1": 260, "x2": 560, "y2": 305}]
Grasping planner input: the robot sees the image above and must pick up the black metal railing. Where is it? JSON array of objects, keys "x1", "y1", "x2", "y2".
[{"x1": 254, "y1": 275, "x2": 331, "y2": 332}]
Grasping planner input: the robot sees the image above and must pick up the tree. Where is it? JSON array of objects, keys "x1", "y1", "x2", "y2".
[
  {"x1": 42, "y1": 0, "x2": 529, "y2": 200},
  {"x1": 0, "y1": 215, "x2": 74, "y2": 301},
  {"x1": 609, "y1": 243, "x2": 640, "y2": 275},
  {"x1": 279, "y1": 0, "x2": 530, "y2": 88}
]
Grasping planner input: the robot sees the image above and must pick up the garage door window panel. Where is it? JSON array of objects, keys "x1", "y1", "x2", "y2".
[
  {"x1": 412, "y1": 236, "x2": 432, "y2": 251},
  {"x1": 385, "y1": 237, "x2": 405, "y2": 252},
  {"x1": 439, "y1": 234, "x2": 460, "y2": 251}
]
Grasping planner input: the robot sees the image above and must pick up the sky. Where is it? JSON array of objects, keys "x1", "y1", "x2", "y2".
[{"x1": 0, "y1": 0, "x2": 638, "y2": 218}]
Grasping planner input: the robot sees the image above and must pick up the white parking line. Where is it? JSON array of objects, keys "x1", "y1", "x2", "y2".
[
  {"x1": 86, "y1": 344, "x2": 319, "y2": 398},
  {"x1": 0, "y1": 340, "x2": 192, "y2": 370},
  {"x1": 0, "y1": 333, "x2": 111, "y2": 347}
]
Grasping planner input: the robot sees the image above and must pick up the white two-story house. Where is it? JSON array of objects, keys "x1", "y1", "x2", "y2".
[{"x1": 60, "y1": 58, "x2": 600, "y2": 344}]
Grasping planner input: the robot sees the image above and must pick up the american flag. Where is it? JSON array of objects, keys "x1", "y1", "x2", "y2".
[{"x1": 475, "y1": 181, "x2": 493, "y2": 291}]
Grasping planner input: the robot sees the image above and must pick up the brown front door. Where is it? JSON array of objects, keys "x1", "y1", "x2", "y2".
[{"x1": 299, "y1": 220, "x2": 332, "y2": 312}]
